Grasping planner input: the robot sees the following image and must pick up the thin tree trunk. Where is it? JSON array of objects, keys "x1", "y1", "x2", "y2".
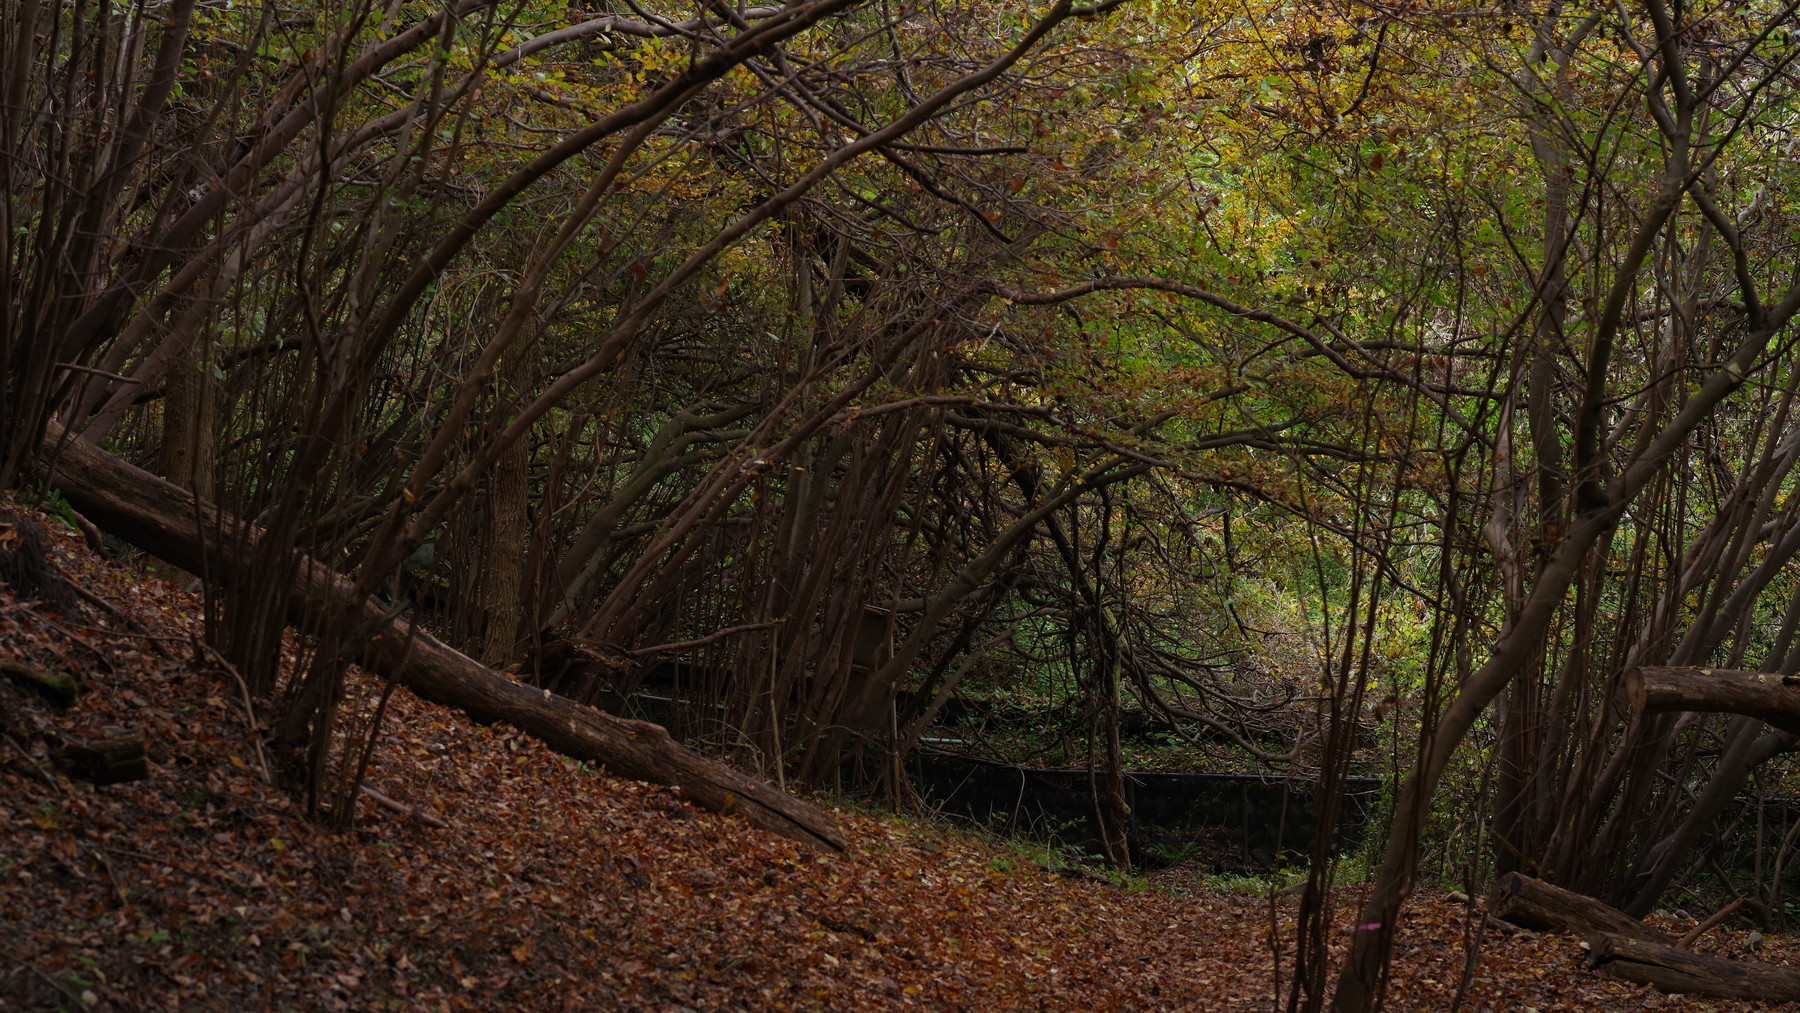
[
  {"x1": 1622, "y1": 720, "x2": 1796, "y2": 916},
  {"x1": 479, "y1": 342, "x2": 531, "y2": 664},
  {"x1": 159, "y1": 336, "x2": 216, "y2": 496}
]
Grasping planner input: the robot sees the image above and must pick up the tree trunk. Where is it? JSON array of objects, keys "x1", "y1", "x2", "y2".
[
  {"x1": 1488, "y1": 873, "x2": 1671, "y2": 944},
  {"x1": 38, "y1": 424, "x2": 849, "y2": 853},
  {"x1": 1622, "y1": 720, "x2": 1797, "y2": 917},
  {"x1": 159, "y1": 339, "x2": 216, "y2": 496},
  {"x1": 151, "y1": 340, "x2": 216, "y2": 586},
  {"x1": 1626, "y1": 665, "x2": 1800, "y2": 735},
  {"x1": 1588, "y1": 932, "x2": 1800, "y2": 1001},
  {"x1": 478, "y1": 343, "x2": 531, "y2": 665}
]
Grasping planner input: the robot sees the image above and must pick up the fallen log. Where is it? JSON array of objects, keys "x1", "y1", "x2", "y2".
[
  {"x1": 1, "y1": 659, "x2": 77, "y2": 706},
  {"x1": 1589, "y1": 931, "x2": 1800, "y2": 1001},
  {"x1": 1488, "y1": 872, "x2": 1671, "y2": 944},
  {"x1": 1626, "y1": 666, "x2": 1800, "y2": 737},
  {"x1": 38, "y1": 426, "x2": 848, "y2": 852}
]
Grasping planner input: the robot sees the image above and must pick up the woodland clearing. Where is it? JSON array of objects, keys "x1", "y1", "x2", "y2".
[{"x1": 10, "y1": 2, "x2": 1800, "y2": 1006}]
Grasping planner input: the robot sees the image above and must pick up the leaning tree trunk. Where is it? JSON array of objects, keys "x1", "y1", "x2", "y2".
[
  {"x1": 1622, "y1": 719, "x2": 1797, "y2": 917},
  {"x1": 479, "y1": 341, "x2": 532, "y2": 665},
  {"x1": 37, "y1": 424, "x2": 849, "y2": 852}
]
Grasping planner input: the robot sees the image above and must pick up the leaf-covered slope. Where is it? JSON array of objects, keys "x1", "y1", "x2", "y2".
[{"x1": 0, "y1": 503, "x2": 1794, "y2": 1012}]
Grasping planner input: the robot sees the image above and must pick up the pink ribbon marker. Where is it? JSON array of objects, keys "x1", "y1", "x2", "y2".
[{"x1": 1355, "y1": 922, "x2": 1383, "y2": 932}]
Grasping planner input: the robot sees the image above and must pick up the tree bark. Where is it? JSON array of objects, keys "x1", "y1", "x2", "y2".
[
  {"x1": 1588, "y1": 931, "x2": 1800, "y2": 1001},
  {"x1": 159, "y1": 338, "x2": 215, "y2": 496},
  {"x1": 37, "y1": 425, "x2": 849, "y2": 852},
  {"x1": 1626, "y1": 665, "x2": 1800, "y2": 736},
  {"x1": 1488, "y1": 873, "x2": 1671, "y2": 944},
  {"x1": 478, "y1": 342, "x2": 531, "y2": 665}
]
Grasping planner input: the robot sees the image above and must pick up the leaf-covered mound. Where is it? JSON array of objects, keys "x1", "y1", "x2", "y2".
[{"x1": 0, "y1": 505, "x2": 1794, "y2": 1011}]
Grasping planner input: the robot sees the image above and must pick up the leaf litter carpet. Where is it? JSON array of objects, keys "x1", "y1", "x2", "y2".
[{"x1": 0, "y1": 508, "x2": 1795, "y2": 1011}]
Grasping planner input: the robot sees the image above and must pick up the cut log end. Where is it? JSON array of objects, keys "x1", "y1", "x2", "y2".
[
  {"x1": 61, "y1": 733, "x2": 148, "y2": 785},
  {"x1": 1623, "y1": 666, "x2": 1649, "y2": 715},
  {"x1": 1488, "y1": 873, "x2": 1671, "y2": 944}
]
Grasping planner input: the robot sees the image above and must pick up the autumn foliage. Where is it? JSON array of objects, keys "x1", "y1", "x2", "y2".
[{"x1": 10, "y1": 0, "x2": 1800, "y2": 1008}]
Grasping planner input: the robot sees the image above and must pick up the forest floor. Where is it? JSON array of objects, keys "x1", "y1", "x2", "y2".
[{"x1": 1, "y1": 504, "x2": 1797, "y2": 1012}]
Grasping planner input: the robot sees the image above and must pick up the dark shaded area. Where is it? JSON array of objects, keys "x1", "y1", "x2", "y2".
[
  {"x1": 0, "y1": 508, "x2": 78, "y2": 614},
  {"x1": 910, "y1": 750, "x2": 1380, "y2": 870}
]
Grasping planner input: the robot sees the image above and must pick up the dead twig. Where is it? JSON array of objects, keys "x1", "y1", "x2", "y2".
[
  {"x1": 191, "y1": 636, "x2": 272, "y2": 784},
  {"x1": 1675, "y1": 896, "x2": 1765, "y2": 949},
  {"x1": 88, "y1": 846, "x2": 130, "y2": 905},
  {"x1": 45, "y1": 558, "x2": 180, "y2": 664},
  {"x1": 29, "y1": 963, "x2": 87, "y2": 1007},
  {"x1": 358, "y1": 784, "x2": 449, "y2": 828},
  {"x1": 628, "y1": 620, "x2": 782, "y2": 657},
  {"x1": 3, "y1": 732, "x2": 74, "y2": 797}
]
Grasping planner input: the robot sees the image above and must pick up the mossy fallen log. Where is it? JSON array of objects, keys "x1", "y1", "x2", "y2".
[{"x1": 1, "y1": 659, "x2": 77, "y2": 706}]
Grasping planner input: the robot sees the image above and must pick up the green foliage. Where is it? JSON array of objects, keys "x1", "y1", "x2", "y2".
[
  {"x1": 32, "y1": 488, "x2": 81, "y2": 534},
  {"x1": 1203, "y1": 871, "x2": 1281, "y2": 896}
]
